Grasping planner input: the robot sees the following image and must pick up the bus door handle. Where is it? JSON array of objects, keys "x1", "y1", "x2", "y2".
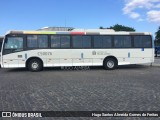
[{"x1": 81, "y1": 53, "x2": 84, "y2": 59}]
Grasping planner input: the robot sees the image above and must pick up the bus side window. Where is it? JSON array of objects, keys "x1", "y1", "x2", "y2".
[
  {"x1": 93, "y1": 36, "x2": 103, "y2": 48},
  {"x1": 51, "y1": 36, "x2": 60, "y2": 48},
  {"x1": 72, "y1": 36, "x2": 91, "y2": 48},
  {"x1": 72, "y1": 36, "x2": 82, "y2": 48},
  {"x1": 27, "y1": 35, "x2": 38, "y2": 48},
  {"x1": 61, "y1": 36, "x2": 70, "y2": 48},
  {"x1": 38, "y1": 35, "x2": 48, "y2": 48},
  {"x1": 114, "y1": 36, "x2": 131, "y2": 48},
  {"x1": 82, "y1": 36, "x2": 91, "y2": 48},
  {"x1": 103, "y1": 36, "x2": 112, "y2": 48}
]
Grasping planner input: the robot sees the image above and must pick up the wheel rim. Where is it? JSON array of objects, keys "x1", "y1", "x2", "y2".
[
  {"x1": 107, "y1": 60, "x2": 114, "y2": 68},
  {"x1": 32, "y1": 62, "x2": 39, "y2": 70}
]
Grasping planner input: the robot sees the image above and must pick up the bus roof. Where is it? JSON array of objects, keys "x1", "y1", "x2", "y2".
[{"x1": 6, "y1": 30, "x2": 152, "y2": 36}]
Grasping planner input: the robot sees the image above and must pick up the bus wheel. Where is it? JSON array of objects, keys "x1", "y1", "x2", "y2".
[
  {"x1": 104, "y1": 58, "x2": 117, "y2": 70},
  {"x1": 28, "y1": 59, "x2": 43, "y2": 72}
]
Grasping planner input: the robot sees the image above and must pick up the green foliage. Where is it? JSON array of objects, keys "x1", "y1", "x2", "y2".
[
  {"x1": 108, "y1": 24, "x2": 135, "y2": 32},
  {"x1": 99, "y1": 26, "x2": 104, "y2": 29},
  {"x1": 155, "y1": 27, "x2": 160, "y2": 40}
]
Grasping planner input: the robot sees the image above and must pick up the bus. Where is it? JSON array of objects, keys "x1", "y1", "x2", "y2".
[
  {"x1": 0, "y1": 29, "x2": 154, "y2": 72},
  {"x1": 0, "y1": 37, "x2": 3, "y2": 49},
  {"x1": 0, "y1": 36, "x2": 4, "y2": 66}
]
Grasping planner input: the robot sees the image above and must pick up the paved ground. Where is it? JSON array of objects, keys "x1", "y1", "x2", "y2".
[
  {"x1": 0, "y1": 59, "x2": 160, "y2": 120},
  {"x1": 154, "y1": 57, "x2": 160, "y2": 64}
]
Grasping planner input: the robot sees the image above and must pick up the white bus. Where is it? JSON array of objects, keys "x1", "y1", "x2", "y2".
[
  {"x1": 0, "y1": 36, "x2": 4, "y2": 66},
  {"x1": 0, "y1": 29, "x2": 154, "y2": 71}
]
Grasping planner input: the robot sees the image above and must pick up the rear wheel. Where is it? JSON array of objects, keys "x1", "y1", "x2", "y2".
[
  {"x1": 104, "y1": 58, "x2": 117, "y2": 70},
  {"x1": 28, "y1": 59, "x2": 43, "y2": 72}
]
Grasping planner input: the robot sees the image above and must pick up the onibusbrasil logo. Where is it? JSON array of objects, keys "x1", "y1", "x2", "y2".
[{"x1": 61, "y1": 66, "x2": 90, "y2": 71}]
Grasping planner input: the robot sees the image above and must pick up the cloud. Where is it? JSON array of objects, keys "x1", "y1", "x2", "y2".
[
  {"x1": 147, "y1": 10, "x2": 160, "y2": 23},
  {"x1": 138, "y1": 18, "x2": 144, "y2": 22},
  {"x1": 123, "y1": 0, "x2": 160, "y2": 23},
  {"x1": 130, "y1": 12, "x2": 140, "y2": 19}
]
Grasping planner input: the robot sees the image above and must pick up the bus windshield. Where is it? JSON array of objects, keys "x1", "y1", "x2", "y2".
[{"x1": 3, "y1": 37, "x2": 24, "y2": 54}]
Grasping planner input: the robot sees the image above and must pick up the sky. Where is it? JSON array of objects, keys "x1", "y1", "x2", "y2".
[{"x1": 0, "y1": 0, "x2": 160, "y2": 38}]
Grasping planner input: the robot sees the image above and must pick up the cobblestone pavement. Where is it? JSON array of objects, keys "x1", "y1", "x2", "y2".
[
  {"x1": 0, "y1": 64, "x2": 160, "y2": 120},
  {"x1": 154, "y1": 57, "x2": 160, "y2": 64}
]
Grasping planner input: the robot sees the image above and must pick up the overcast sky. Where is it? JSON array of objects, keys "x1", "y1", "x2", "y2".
[{"x1": 0, "y1": 0, "x2": 160, "y2": 37}]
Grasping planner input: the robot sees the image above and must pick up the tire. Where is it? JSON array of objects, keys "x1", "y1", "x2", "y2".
[
  {"x1": 104, "y1": 58, "x2": 117, "y2": 70},
  {"x1": 28, "y1": 59, "x2": 43, "y2": 72}
]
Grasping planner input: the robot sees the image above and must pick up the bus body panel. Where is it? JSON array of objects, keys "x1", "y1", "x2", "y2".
[{"x1": 1, "y1": 48, "x2": 154, "y2": 68}]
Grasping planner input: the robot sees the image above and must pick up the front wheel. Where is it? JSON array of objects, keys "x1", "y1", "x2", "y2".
[
  {"x1": 104, "y1": 58, "x2": 117, "y2": 70},
  {"x1": 28, "y1": 59, "x2": 43, "y2": 72}
]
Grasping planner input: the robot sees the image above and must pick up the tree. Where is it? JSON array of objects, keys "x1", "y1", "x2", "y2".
[
  {"x1": 155, "y1": 27, "x2": 160, "y2": 46},
  {"x1": 99, "y1": 26, "x2": 104, "y2": 29},
  {"x1": 155, "y1": 26, "x2": 160, "y2": 46},
  {"x1": 108, "y1": 24, "x2": 135, "y2": 32}
]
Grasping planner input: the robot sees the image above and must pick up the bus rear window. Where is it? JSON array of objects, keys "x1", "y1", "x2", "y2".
[{"x1": 134, "y1": 36, "x2": 152, "y2": 48}]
